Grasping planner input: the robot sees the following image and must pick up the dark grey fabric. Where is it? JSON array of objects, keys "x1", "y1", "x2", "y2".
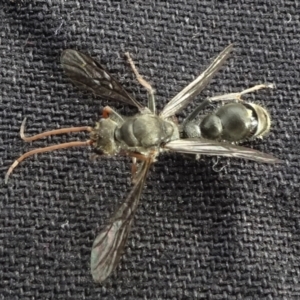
[{"x1": 1, "y1": 1, "x2": 299, "y2": 299}]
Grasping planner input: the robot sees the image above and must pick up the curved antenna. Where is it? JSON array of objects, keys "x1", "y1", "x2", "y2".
[
  {"x1": 5, "y1": 119, "x2": 94, "y2": 184},
  {"x1": 5, "y1": 140, "x2": 93, "y2": 184},
  {"x1": 20, "y1": 117, "x2": 93, "y2": 142}
]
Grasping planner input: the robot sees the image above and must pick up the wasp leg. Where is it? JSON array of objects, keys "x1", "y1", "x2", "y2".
[
  {"x1": 131, "y1": 157, "x2": 139, "y2": 184},
  {"x1": 125, "y1": 52, "x2": 156, "y2": 114},
  {"x1": 183, "y1": 83, "x2": 274, "y2": 125},
  {"x1": 127, "y1": 154, "x2": 147, "y2": 184},
  {"x1": 131, "y1": 157, "x2": 145, "y2": 184},
  {"x1": 208, "y1": 83, "x2": 274, "y2": 102},
  {"x1": 147, "y1": 92, "x2": 156, "y2": 115},
  {"x1": 102, "y1": 106, "x2": 124, "y2": 124}
]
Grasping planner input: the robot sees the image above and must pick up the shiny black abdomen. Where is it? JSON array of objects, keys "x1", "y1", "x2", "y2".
[{"x1": 216, "y1": 103, "x2": 252, "y2": 141}]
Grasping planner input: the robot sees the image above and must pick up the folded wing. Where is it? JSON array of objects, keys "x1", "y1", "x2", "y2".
[
  {"x1": 61, "y1": 49, "x2": 144, "y2": 109},
  {"x1": 160, "y1": 44, "x2": 233, "y2": 119},
  {"x1": 164, "y1": 138, "x2": 281, "y2": 164},
  {"x1": 90, "y1": 158, "x2": 152, "y2": 283}
]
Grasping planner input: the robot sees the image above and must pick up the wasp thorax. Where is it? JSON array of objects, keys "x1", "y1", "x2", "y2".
[
  {"x1": 115, "y1": 114, "x2": 177, "y2": 148},
  {"x1": 200, "y1": 114, "x2": 222, "y2": 140},
  {"x1": 91, "y1": 119, "x2": 119, "y2": 155}
]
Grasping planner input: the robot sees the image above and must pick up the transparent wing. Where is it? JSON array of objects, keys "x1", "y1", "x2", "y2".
[
  {"x1": 164, "y1": 138, "x2": 281, "y2": 164},
  {"x1": 61, "y1": 49, "x2": 144, "y2": 109},
  {"x1": 160, "y1": 44, "x2": 233, "y2": 119},
  {"x1": 90, "y1": 158, "x2": 152, "y2": 283}
]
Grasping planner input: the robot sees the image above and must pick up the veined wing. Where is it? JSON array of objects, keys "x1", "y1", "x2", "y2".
[
  {"x1": 90, "y1": 158, "x2": 152, "y2": 283},
  {"x1": 160, "y1": 44, "x2": 233, "y2": 119},
  {"x1": 164, "y1": 138, "x2": 281, "y2": 164},
  {"x1": 61, "y1": 49, "x2": 144, "y2": 109}
]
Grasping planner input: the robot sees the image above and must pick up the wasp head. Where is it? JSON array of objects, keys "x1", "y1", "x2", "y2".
[{"x1": 90, "y1": 119, "x2": 119, "y2": 156}]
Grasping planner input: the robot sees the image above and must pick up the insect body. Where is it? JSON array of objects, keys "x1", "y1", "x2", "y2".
[
  {"x1": 6, "y1": 44, "x2": 280, "y2": 283},
  {"x1": 92, "y1": 111, "x2": 179, "y2": 156},
  {"x1": 182, "y1": 87, "x2": 271, "y2": 142},
  {"x1": 201, "y1": 102, "x2": 269, "y2": 141}
]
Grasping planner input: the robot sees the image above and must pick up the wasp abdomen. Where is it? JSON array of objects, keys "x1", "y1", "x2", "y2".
[{"x1": 200, "y1": 103, "x2": 255, "y2": 142}]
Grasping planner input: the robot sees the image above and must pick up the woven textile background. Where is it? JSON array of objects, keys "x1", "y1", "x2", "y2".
[{"x1": 1, "y1": 1, "x2": 299, "y2": 299}]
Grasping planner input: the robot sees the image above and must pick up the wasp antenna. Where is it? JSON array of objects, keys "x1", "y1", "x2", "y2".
[
  {"x1": 5, "y1": 140, "x2": 93, "y2": 184},
  {"x1": 20, "y1": 117, "x2": 92, "y2": 142}
]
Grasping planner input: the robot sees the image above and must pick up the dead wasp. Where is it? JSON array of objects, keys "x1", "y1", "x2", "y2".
[{"x1": 5, "y1": 44, "x2": 280, "y2": 283}]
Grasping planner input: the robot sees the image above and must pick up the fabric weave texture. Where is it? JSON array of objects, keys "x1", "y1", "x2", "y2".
[{"x1": 1, "y1": 1, "x2": 299, "y2": 299}]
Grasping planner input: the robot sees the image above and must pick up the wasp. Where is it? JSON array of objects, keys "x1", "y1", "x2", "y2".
[{"x1": 5, "y1": 44, "x2": 280, "y2": 283}]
